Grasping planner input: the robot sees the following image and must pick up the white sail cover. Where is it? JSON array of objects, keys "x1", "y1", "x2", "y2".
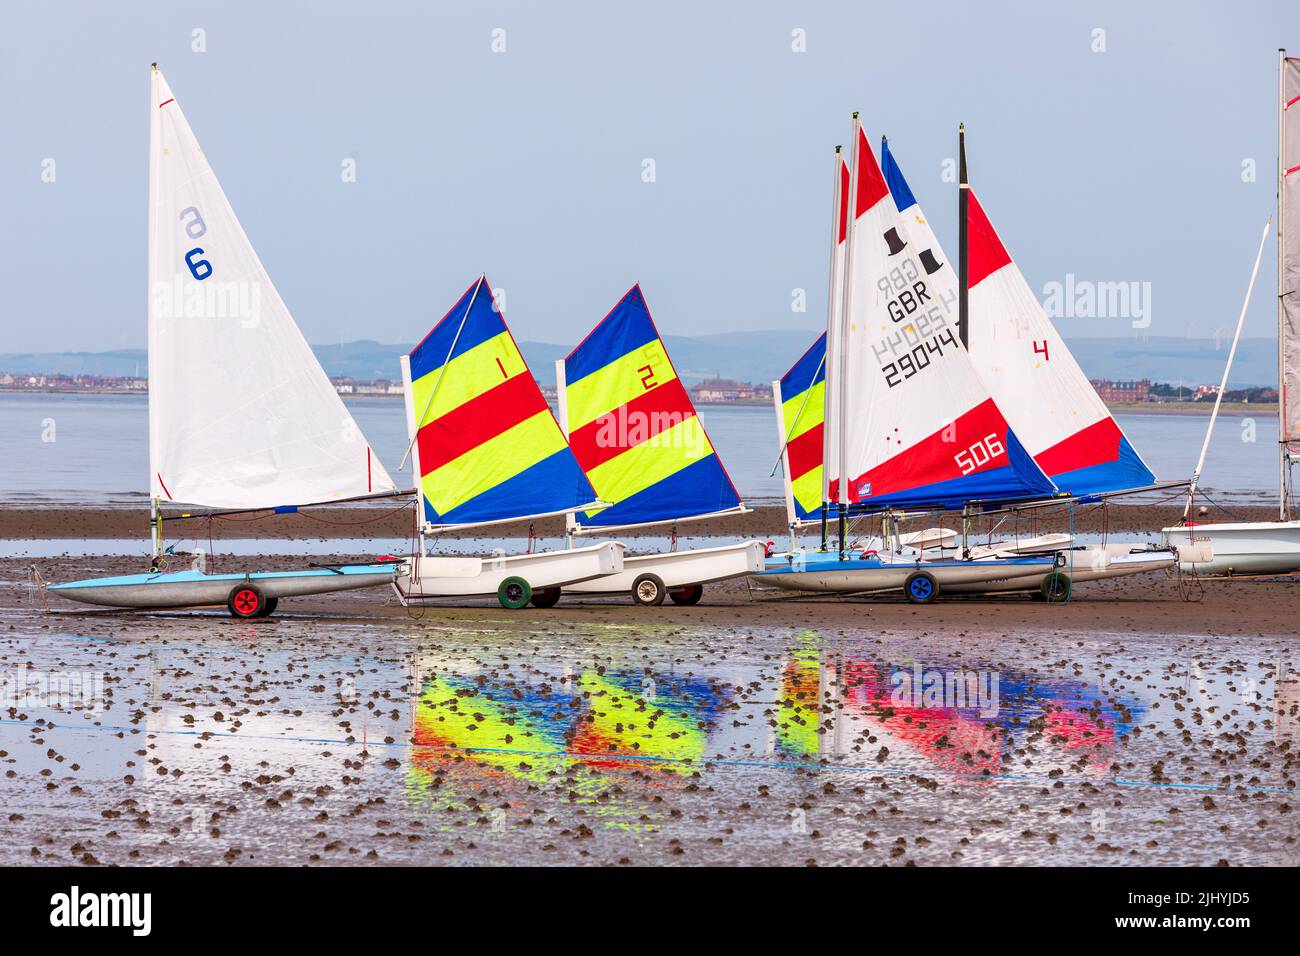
[
  {"x1": 835, "y1": 122, "x2": 1054, "y2": 510},
  {"x1": 147, "y1": 68, "x2": 394, "y2": 508},
  {"x1": 879, "y1": 138, "x2": 1156, "y2": 496},
  {"x1": 1282, "y1": 55, "x2": 1300, "y2": 457}
]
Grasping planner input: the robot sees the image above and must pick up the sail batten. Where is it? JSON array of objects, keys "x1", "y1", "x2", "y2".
[
  {"x1": 562, "y1": 285, "x2": 744, "y2": 529},
  {"x1": 147, "y1": 68, "x2": 394, "y2": 509},
  {"x1": 406, "y1": 277, "x2": 597, "y2": 529}
]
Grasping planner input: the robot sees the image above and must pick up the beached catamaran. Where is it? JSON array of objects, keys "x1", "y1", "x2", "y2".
[
  {"x1": 758, "y1": 117, "x2": 1061, "y2": 601},
  {"x1": 554, "y1": 285, "x2": 766, "y2": 605},
  {"x1": 1164, "y1": 50, "x2": 1300, "y2": 574},
  {"x1": 391, "y1": 277, "x2": 624, "y2": 609},
  {"x1": 49, "y1": 65, "x2": 402, "y2": 617}
]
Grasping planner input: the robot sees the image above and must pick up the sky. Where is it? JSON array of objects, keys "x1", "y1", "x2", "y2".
[{"x1": 1, "y1": 0, "x2": 1294, "y2": 354}]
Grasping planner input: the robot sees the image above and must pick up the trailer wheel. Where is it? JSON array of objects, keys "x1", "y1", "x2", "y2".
[
  {"x1": 668, "y1": 584, "x2": 703, "y2": 605},
  {"x1": 1040, "y1": 571, "x2": 1072, "y2": 603},
  {"x1": 228, "y1": 584, "x2": 266, "y2": 619},
  {"x1": 529, "y1": 587, "x2": 561, "y2": 609},
  {"x1": 632, "y1": 573, "x2": 666, "y2": 606},
  {"x1": 497, "y1": 576, "x2": 532, "y2": 610},
  {"x1": 904, "y1": 571, "x2": 938, "y2": 605},
  {"x1": 255, "y1": 596, "x2": 279, "y2": 618}
]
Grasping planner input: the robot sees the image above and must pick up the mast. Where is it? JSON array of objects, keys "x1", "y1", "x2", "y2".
[
  {"x1": 1280, "y1": 49, "x2": 1291, "y2": 521},
  {"x1": 821, "y1": 144, "x2": 844, "y2": 552},
  {"x1": 958, "y1": 123, "x2": 969, "y2": 348},
  {"x1": 556, "y1": 357, "x2": 576, "y2": 549},
  {"x1": 837, "y1": 115, "x2": 863, "y2": 558}
]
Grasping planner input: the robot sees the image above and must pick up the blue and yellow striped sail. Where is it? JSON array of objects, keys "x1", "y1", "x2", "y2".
[
  {"x1": 408, "y1": 277, "x2": 596, "y2": 527},
  {"x1": 778, "y1": 334, "x2": 827, "y2": 523},
  {"x1": 563, "y1": 285, "x2": 743, "y2": 528}
]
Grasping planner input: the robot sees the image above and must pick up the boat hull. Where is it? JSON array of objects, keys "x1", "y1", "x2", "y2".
[
  {"x1": 47, "y1": 564, "x2": 397, "y2": 610},
  {"x1": 564, "y1": 540, "x2": 767, "y2": 595},
  {"x1": 753, "y1": 553, "x2": 1057, "y2": 595},
  {"x1": 1163, "y1": 521, "x2": 1300, "y2": 575},
  {"x1": 947, "y1": 545, "x2": 1176, "y2": 593},
  {"x1": 392, "y1": 541, "x2": 624, "y2": 604}
]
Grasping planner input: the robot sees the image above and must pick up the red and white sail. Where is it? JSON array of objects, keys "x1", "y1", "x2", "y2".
[
  {"x1": 963, "y1": 188, "x2": 1156, "y2": 494},
  {"x1": 834, "y1": 120, "x2": 1054, "y2": 510}
]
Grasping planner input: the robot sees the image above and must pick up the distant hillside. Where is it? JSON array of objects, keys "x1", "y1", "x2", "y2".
[{"x1": 0, "y1": 334, "x2": 1277, "y2": 389}]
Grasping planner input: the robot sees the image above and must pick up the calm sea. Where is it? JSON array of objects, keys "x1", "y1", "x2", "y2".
[{"x1": 0, "y1": 392, "x2": 1282, "y2": 506}]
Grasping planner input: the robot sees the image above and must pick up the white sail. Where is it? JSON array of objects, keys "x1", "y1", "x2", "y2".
[
  {"x1": 836, "y1": 120, "x2": 1054, "y2": 510},
  {"x1": 1281, "y1": 55, "x2": 1300, "y2": 466},
  {"x1": 147, "y1": 67, "x2": 394, "y2": 509}
]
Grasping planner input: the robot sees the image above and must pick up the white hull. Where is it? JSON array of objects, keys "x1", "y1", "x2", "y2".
[
  {"x1": 564, "y1": 540, "x2": 767, "y2": 596},
  {"x1": 1163, "y1": 521, "x2": 1300, "y2": 575},
  {"x1": 947, "y1": 545, "x2": 1176, "y2": 593},
  {"x1": 392, "y1": 541, "x2": 624, "y2": 604},
  {"x1": 755, "y1": 553, "x2": 1056, "y2": 595},
  {"x1": 48, "y1": 565, "x2": 396, "y2": 610}
]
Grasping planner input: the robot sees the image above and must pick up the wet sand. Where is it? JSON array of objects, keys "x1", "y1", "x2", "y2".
[
  {"x1": 0, "y1": 500, "x2": 1283, "y2": 540},
  {"x1": 3, "y1": 551, "x2": 1298, "y2": 867}
]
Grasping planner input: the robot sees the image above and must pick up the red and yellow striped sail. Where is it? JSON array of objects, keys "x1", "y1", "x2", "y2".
[
  {"x1": 405, "y1": 277, "x2": 596, "y2": 527},
  {"x1": 776, "y1": 334, "x2": 827, "y2": 524},
  {"x1": 562, "y1": 285, "x2": 743, "y2": 528}
]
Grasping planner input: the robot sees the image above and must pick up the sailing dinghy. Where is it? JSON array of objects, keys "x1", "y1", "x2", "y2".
[
  {"x1": 49, "y1": 66, "x2": 400, "y2": 617},
  {"x1": 1163, "y1": 51, "x2": 1300, "y2": 575},
  {"x1": 883, "y1": 133, "x2": 1177, "y2": 590},
  {"x1": 390, "y1": 277, "x2": 624, "y2": 609},
  {"x1": 554, "y1": 285, "x2": 766, "y2": 605},
  {"x1": 756, "y1": 118, "x2": 1060, "y2": 602}
]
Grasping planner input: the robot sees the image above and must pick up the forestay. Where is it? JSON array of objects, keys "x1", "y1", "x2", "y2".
[
  {"x1": 562, "y1": 285, "x2": 743, "y2": 529},
  {"x1": 147, "y1": 67, "x2": 394, "y2": 509},
  {"x1": 403, "y1": 277, "x2": 596, "y2": 530},
  {"x1": 883, "y1": 138, "x2": 1156, "y2": 496},
  {"x1": 837, "y1": 121, "x2": 1054, "y2": 510}
]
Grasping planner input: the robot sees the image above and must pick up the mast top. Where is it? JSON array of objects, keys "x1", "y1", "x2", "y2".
[
  {"x1": 852, "y1": 111, "x2": 859, "y2": 119},
  {"x1": 150, "y1": 62, "x2": 157, "y2": 71}
]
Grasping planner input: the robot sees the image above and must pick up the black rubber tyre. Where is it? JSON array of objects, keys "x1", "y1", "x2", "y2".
[
  {"x1": 497, "y1": 576, "x2": 532, "y2": 610},
  {"x1": 255, "y1": 596, "x2": 279, "y2": 618},
  {"x1": 228, "y1": 583, "x2": 266, "y2": 619},
  {"x1": 1040, "y1": 571, "x2": 1072, "y2": 603},
  {"x1": 632, "y1": 573, "x2": 666, "y2": 606},
  {"x1": 904, "y1": 571, "x2": 939, "y2": 605},
  {"x1": 529, "y1": 587, "x2": 561, "y2": 609},
  {"x1": 668, "y1": 584, "x2": 704, "y2": 606}
]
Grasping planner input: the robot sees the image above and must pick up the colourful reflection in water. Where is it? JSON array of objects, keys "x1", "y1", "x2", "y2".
[{"x1": 401, "y1": 632, "x2": 1149, "y2": 830}]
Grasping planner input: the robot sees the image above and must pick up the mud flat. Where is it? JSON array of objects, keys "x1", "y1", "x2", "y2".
[
  {"x1": 0, "y1": 501, "x2": 1283, "y2": 541},
  {"x1": 2, "y1": 552, "x2": 1297, "y2": 867}
]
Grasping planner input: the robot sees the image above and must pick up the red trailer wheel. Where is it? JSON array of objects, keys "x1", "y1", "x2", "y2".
[{"x1": 228, "y1": 584, "x2": 265, "y2": 619}]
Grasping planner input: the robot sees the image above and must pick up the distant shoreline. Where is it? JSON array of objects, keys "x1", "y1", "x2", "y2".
[{"x1": 0, "y1": 386, "x2": 1275, "y2": 415}]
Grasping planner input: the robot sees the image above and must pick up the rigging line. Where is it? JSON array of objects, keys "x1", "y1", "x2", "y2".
[
  {"x1": 1183, "y1": 215, "x2": 1273, "y2": 521},
  {"x1": 398, "y1": 275, "x2": 486, "y2": 471},
  {"x1": 769, "y1": 353, "x2": 826, "y2": 476}
]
